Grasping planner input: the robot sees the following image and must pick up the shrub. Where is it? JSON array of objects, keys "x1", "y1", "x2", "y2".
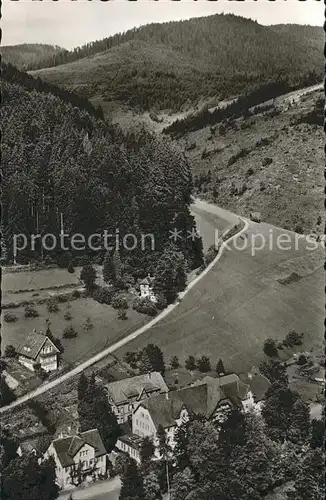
[
  {"x1": 67, "y1": 262, "x2": 75, "y2": 274},
  {"x1": 117, "y1": 309, "x2": 128, "y2": 321},
  {"x1": 185, "y1": 355, "x2": 197, "y2": 371},
  {"x1": 124, "y1": 351, "x2": 138, "y2": 365},
  {"x1": 34, "y1": 363, "x2": 48, "y2": 381},
  {"x1": 297, "y1": 354, "x2": 307, "y2": 366},
  {"x1": 24, "y1": 305, "x2": 39, "y2": 318},
  {"x1": 246, "y1": 167, "x2": 254, "y2": 176},
  {"x1": 47, "y1": 299, "x2": 59, "y2": 313},
  {"x1": 205, "y1": 246, "x2": 218, "y2": 265},
  {"x1": 155, "y1": 293, "x2": 168, "y2": 311},
  {"x1": 197, "y1": 355, "x2": 211, "y2": 373},
  {"x1": 132, "y1": 297, "x2": 157, "y2": 316},
  {"x1": 263, "y1": 338, "x2": 278, "y2": 357},
  {"x1": 283, "y1": 330, "x2": 304, "y2": 347},
  {"x1": 64, "y1": 311, "x2": 73, "y2": 321},
  {"x1": 111, "y1": 294, "x2": 128, "y2": 310},
  {"x1": 92, "y1": 286, "x2": 114, "y2": 305},
  {"x1": 70, "y1": 289, "x2": 81, "y2": 300},
  {"x1": 80, "y1": 264, "x2": 97, "y2": 292},
  {"x1": 4, "y1": 345, "x2": 17, "y2": 358},
  {"x1": 170, "y1": 356, "x2": 180, "y2": 369},
  {"x1": 260, "y1": 181, "x2": 266, "y2": 191},
  {"x1": 83, "y1": 316, "x2": 93, "y2": 330},
  {"x1": 57, "y1": 294, "x2": 69, "y2": 303},
  {"x1": 3, "y1": 312, "x2": 17, "y2": 323},
  {"x1": 63, "y1": 326, "x2": 77, "y2": 338},
  {"x1": 44, "y1": 255, "x2": 54, "y2": 265},
  {"x1": 262, "y1": 157, "x2": 273, "y2": 167}
]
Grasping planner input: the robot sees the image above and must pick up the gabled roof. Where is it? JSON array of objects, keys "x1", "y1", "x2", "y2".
[
  {"x1": 52, "y1": 429, "x2": 106, "y2": 467},
  {"x1": 139, "y1": 275, "x2": 155, "y2": 286},
  {"x1": 16, "y1": 332, "x2": 59, "y2": 360},
  {"x1": 104, "y1": 372, "x2": 168, "y2": 405},
  {"x1": 193, "y1": 374, "x2": 250, "y2": 408},
  {"x1": 139, "y1": 384, "x2": 217, "y2": 429},
  {"x1": 240, "y1": 372, "x2": 271, "y2": 402}
]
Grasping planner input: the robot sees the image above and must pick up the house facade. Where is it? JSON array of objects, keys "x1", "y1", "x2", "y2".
[
  {"x1": 43, "y1": 429, "x2": 107, "y2": 490},
  {"x1": 104, "y1": 372, "x2": 168, "y2": 424},
  {"x1": 139, "y1": 275, "x2": 157, "y2": 303},
  {"x1": 16, "y1": 331, "x2": 59, "y2": 372}
]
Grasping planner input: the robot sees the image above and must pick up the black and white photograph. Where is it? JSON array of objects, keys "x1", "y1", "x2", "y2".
[{"x1": 0, "y1": 1, "x2": 324, "y2": 499}]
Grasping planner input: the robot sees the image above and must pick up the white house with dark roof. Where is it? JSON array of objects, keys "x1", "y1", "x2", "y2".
[
  {"x1": 104, "y1": 372, "x2": 168, "y2": 424},
  {"x1": 240, "y1": 368, "x2": 271, "y2": 413},
  {"x1": 139, "y1": 275, "x2": 157, "y2": 303},
  {"x1": 43, "y1": 429, "x2": 107, "y2": 490},
  {"x1": 16, "y1": 331, "x2": 59, "y2": 373}
]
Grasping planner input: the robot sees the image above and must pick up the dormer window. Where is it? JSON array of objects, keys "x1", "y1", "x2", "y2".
[{"x1": 24, "y1": 346, "x2": 31, "y2": 352}]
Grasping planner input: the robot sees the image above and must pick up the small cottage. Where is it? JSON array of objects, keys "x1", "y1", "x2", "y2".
[
  {"x1": 16, "y1": 331, "x2": 59, "y2": 372},
  {"x1": 139, "y1": 275, "x2": 157, "y2": 303}
]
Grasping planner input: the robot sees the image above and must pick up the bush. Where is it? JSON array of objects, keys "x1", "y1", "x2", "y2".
[
  {"x1": 70, "y1": 289, "x2": 81, "y2": 300},
  {"x1": 155, "y1": 293, "x2": 168, "y2": 311},
  {"x1": 34, "y1": 363, "x2": 48, "y2": 381},
  {"x1": 263, "y1": 338, "x2": 278, "y2": 357},
  {"x1": 170, "y1": 356, "x2": 180, "y2": 369},
  {"x1": 83, "y1": 316, "x2": 93, "y2": 330},
  {"x1": 63, "y1": 326, "x2": 78, "y2": 338},
  {"x1": 47, "y1": 299, "x2": 59, "y2": 313},
  {"x1": 67, "y1": 262, "x2": 75, "y2": 274},
  {"x1": 4, "y1": 345, "x2": 17, "y2": 358},
  {"x1": 132, "y1": 297, "x2": 157, "y2": 316},
  {"x1": 3, "y1": 312, "x2": 17, "y2": 323},
  {"x1": 44, "y1": 255, "x2": 54, "y2": 265},
  {"x1": 283, "y1": 330, "x2": 304, "y2": 348},
  {"x1": 124, "y1": 351, "x2": 138, "y2": 365},
  {"x1": 205, "y1": 246, "x2": 218, "y2": 265},
  {"x1": 57, "y1": 294, "x2": 69, "y2": 303},
  {"x1": 92, "y1": 286, "x2": 114, "y2": 305},
  {"x1": 197, "y1": 355, "x2": 211, "y2": 373},
  {"x1": 117, "y1": 309, "x2": 128, "y2": 321},
  {"x1": 24, "y1": 304, "x2": 39, "y2": 318},
  {"x1": 64, "y1": 311, "x2": 73, "y2": 321},
  {"x1": 262, "y1": 157, "x2": 273, "y2": 167},
  {"x1": 111, "y1": 294, "x2": 128, "y2": 310},
  {"x1": 185, "y1": 355, "x2": 197, "y2": 371},
  {"x1": 297, "y1": 354, "x2": 307, "y2": 366},
  {"x1": 246, "y1": 167, "x2": 254, "y2": 176}
]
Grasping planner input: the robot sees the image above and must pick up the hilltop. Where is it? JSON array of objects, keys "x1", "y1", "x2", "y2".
[
  {"x1": 1, "y1": 43, "x2": 64, "y2": 71},
  {"x1": 28, "y1": 15, "x2": 323, "y2": 112}
]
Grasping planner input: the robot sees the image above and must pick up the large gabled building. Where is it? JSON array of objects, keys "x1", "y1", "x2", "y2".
[
  {"x1": 43, "y1": 429, "x2": 107, "y2": 490},
  {"x1": 103, "y1": 372, "x2": 168, "y2": 424}
]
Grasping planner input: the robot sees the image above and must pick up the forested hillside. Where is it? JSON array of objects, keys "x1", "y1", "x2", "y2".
[
  {"x1": 1, "y1": 72, "x2": 203, "y2": 274},
  {"x1": 1, "y1": 44, "x2": 63, "y2": 71},
  {"x1": 29, "y1": 15, "x2": 323, "y2": 112}
]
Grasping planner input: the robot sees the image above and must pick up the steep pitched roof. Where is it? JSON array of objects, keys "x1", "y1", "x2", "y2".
[
  {"x1": 16, "y1": 332, "x2": 59, "y2": 360},
  {"x1": 240, "y1": 373, "x2": 271, "y2": 401},
  {"x1": 52, "y1": 429, "x2": 106, "y2": 467},
  {"x1": 104, "y1": 372, "x2": 168, "y2": 405},
  {"x1": 81, "y1": 429, "x2": 107, "y2": 458},
  {"x1": 193, "y1": 374, "x2": 250, "y2": 408},
  {"x1": 139, "y1": 384, "x2": 215, "y2": 429}
]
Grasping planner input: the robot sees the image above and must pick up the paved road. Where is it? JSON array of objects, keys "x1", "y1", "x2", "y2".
[
  {"x1": 59, "y1": 477, "x2": 121, "y2": 500},
  {"x1": 0, "y1": 202, "x2": 246, "y2": 414}
]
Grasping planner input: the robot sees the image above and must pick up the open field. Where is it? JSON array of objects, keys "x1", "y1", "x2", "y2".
[
  {"x1": 115, "y1": 202, "x2": 324, "y2": 373},
  {"x1": 1, "y1": 296, "x2": 149, "y2": 366}
]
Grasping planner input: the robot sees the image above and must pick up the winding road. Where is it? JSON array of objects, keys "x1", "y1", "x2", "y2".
[{"x1": 0, "y1": 202, "x2": 247, "y2": 415}]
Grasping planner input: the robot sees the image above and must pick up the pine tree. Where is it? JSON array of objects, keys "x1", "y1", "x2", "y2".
[
  {"x1": 139, "y1": 436, "x2": 155, "y2": 465},
  {"x1": 103, "y1": 250, "x2": 115, "y2": 283},
  {"x1": 139, "y1": 344, "x2": 165, "y2": 374},
  {"x1": 119, "y1": 458, "x2": 145, "y2": 500},
  {"x1": 216, "y1": 358, "x2": 226, "y2": 375},
  {"x1": 0, "y1": 377, "x2": 17, "y2": 407}
]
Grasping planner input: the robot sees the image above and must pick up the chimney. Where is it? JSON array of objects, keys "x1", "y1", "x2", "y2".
[
  {"x1": 248, "y1": 373, "x2": 253, "y2": 380},
  {"x1": 147, "y1": 372, "x2": 151, "y2": 379}
]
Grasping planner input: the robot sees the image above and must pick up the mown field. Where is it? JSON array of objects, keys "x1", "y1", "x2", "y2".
[
  {"x1": 115, "y1": 203, "x2": 324, "y2": 373},
  {"x1": 1, "y1": 296, "x2": 149, "y2": 366}
]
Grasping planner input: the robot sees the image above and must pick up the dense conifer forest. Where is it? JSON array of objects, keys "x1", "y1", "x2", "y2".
[
  {"x1": 1, "y1": 70, "x2": 203, "y2": 274},
  {"x1": 26, "y1": 15, "x2": 323, "y2": 112}
]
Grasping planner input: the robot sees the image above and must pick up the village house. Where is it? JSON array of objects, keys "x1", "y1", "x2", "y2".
[
  {"x1": 139, "y1": 275, "x2": 157, "y2": 303},
  {"x1": 43, "y1": 429, "x2": 107, "y2": 490},
  {"x1": 240, "y1": 369, "x2": 271, "y2": 413},
  {"x1": 104, "y1": 371, "x2": 168, "y2": 424},
  {"x1": 116, "y1": 375, "x2": 249, "y2": 461},
  {"x1": 16, "y1": 330, "x2": 59, "y2": 373}
]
